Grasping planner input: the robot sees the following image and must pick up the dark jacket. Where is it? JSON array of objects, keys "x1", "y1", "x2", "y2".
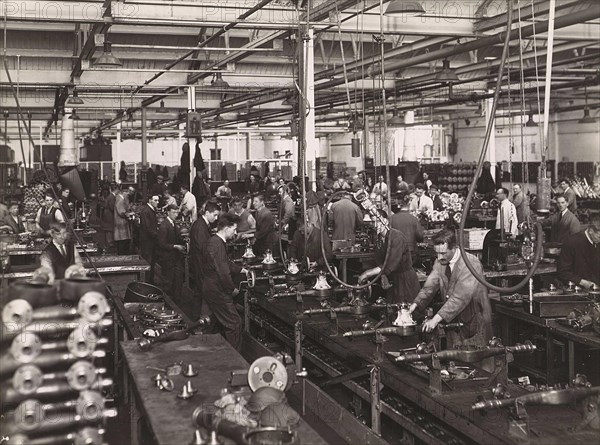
[
  {"x1": 138, "y1": 204, "x2": 158, "y2": 262},
  {"x1": 3, "y1": 214, "x2": 26, "y2": 234},
  {"x1": 390, "y1": 211, "x2": 424, "y2": 255},
  {"x1": 101, "y1": 193, "x2": 116, "y2": 231},
  {"x1": 189, "y1": 216, "x2": 212, "y2": 286},
  {"x1": 376, "y1": 229, "x2": 420, "y2": 304},
  {"x1": 547, "y1": 210, "x2": 580, "y2": 244},
  {"x1": 330, "y1": 197, "x2": 362, "y2": 243},
  {"x1": 557, "y1": 231, "x2": 600, "y2": 287},
  {"x1": 201, "y1": 235, "x2": 242, "y2": 297},
  {"x1": 432, "y1": 195, "x2": 444, "y2": 212},
  {"x1": 41, "y1": 241, "x2": 76, "y2": 281},
  {"x1": 413, "y1": 252, "x2": 492, "y2": 348},
  {"x1": 254, "y1": 206, "x2": 276, "y2": 256},
  {"x1": 157, "y1": 218, "x2": 183, "y2": 266}
]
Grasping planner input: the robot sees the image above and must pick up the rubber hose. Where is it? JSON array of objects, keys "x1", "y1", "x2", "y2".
[
  {"x1": 319, "y1": 190, "x2": 392, "y2": 290},
  {"x1": 457, "y1": 1, "x2": 544, "y2": 293}
]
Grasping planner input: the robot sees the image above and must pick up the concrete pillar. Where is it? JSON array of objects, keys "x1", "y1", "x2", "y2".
[
  {"x1": 141, "y1": 107, "x2": 148, "y2": 168},
  {"x1": 401, "y1": 111, "x2": 417, "y2": 161},
  {"x1": 485, "y1": 93, "x2": 496, "y2": 181},
  {"x1": 59, "y1": 108, "x2": 77, "y2": 166}
]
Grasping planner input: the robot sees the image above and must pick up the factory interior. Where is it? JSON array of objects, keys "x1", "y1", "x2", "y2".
[{"x1": 1, "y1": 0, "x2": 600, "y2": 444}]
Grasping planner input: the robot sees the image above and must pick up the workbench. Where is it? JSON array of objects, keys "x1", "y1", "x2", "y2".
[
  {"x1": 332, "y1": 250, "x2": 375, "y2": 282},
  {"x1": 495, "y1": 304, "x2": 600, "y2": 385},
  {"x1": 119, "y1": 334, "x2": 328, "y2": 445},
  {"x1": 246, "y1": 292, "x2": 599, "y2": 445},
  {"x1": 1, "y1": 254, "x2": 149, "y2": 295}
]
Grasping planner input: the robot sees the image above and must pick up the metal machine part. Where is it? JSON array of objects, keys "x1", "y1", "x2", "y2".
[{"x1": 248, "y1": 356, "x2": 288, "y2": 392}]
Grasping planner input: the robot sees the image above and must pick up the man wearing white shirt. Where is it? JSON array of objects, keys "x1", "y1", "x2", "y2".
[
  {"x1": 179, "y1": 184, "x2": 197, "y2": 222},
  {"x1": 40, "y1": 222, "x2": 82, "y2": 284},
  {"x1": 372, "y1": 175, "x2": 388, "y2": 198},
  {"x1": 495, "y1": 187, "x2": 518, "y2": 236},
  {"x1": 409, "y1": 183, "x2": 434, "y2": 213},
  {"x1": 36, "y1": 193, "x2": 65, "y2": 235}
]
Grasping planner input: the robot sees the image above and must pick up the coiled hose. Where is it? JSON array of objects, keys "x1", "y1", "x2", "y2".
[{"x1": 457, "y1": 1, "x2": 544, "y2": 293}]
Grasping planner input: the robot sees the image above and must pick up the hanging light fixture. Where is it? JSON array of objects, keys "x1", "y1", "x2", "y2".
[
  {"x1": 387, "y1": 110, "x2": 404, "y2": 127},
  {"x1": 69, "y1": 109, "x2": 81, "y2": 120},
  {"x1": 211, "y1": 73, "x2": 230, "y2": 88},
  {"x1": 66, "y1": 88, "x2": 84, "y2": 105},
  {"x1": 157, "y1": 100, "x2": 168, "y2": 113},
  {"x1": 524, "y1": 112, "x2": 538, "y2": 127},
  {"x1": 578, "y1": 87, "x2": 596, "y2": 124},
  {"x1": 435, "y1": 59, "x2": 459, "y2": 83},
  {"x1": 385, "y1": 0, "x2": 425, "y2": 16},
  {"x1": 94, "y1": 41, "x2": 122, "y2": 68}
]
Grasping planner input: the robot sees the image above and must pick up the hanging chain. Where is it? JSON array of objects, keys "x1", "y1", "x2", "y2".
[{"x1": 517, "y1": 1, "x2": 529, "y2": 185}]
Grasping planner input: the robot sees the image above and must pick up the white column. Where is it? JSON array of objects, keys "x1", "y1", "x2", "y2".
[
  {"x1": 303, "y1": 28, "x2": 317, "y2": 182},
  {"x1": 485, "y1": 93, "x2": 496, "y2": 182},
  {"x1": 115, "y1": 122, "x2": 122, "y2": 182},
  {"x1": 59, "y1": 109, "x2": 77, "y2": 166},
  {"x1": 402, "y1": 111, "x2": 417, "y2": 161}
]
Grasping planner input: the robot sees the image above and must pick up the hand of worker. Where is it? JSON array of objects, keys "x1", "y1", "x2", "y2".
[
  {"x1": 408, "y1": 303, "x2": 418, "y2": 314},
  {"x1": 579, "y1": 279, "x2": 596, "y2": 290},
  {"x1": 421, "y1": 315, "x2": 441, "y2": 333},
  {"x1": 174, "y1": 245, "x2": 186, "y2": 252},
  {"x1": 232, "y1": 288, "x2": 240, "y2": 296}
]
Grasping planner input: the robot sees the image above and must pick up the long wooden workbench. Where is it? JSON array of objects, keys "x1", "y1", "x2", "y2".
[
  {"x1": 247, "y1": 292, "x2": 599, "y2": 445},
  {"x1": 119, "y1": 334, "x2": 328, "y2": 445}
]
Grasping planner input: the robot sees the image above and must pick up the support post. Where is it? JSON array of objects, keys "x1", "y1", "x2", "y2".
[
  {"x1": 485, "y1": 92, "x2": 497, "y2": 182},
  {"x1": 370, "y1": 366, "x2": 381, "y2": 436},
  {"x1": 188, "y1": 86, "x2": 196, "y2": 188},
  {"x1": 116, "y1": 122, "x2": 122, "y2": 182},
  {"x1": 141, "y1": 107, "x2": 148, "y2": 169}
]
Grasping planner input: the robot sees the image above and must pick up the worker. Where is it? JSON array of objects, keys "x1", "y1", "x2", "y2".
[
  {"x1": 0, "y1": 199, "x2": 8, "y2": 220},
  {"x1": 114, "y1": 187, "x2": 132, "y2": 255},
  {"x1": 162, "y1": 186, "x2": 177, "y2": 211},
  {"x1": 36, "y1": 192, "x2": 65, "y2": 235},
  {"x1": 157, "y1": 204, "x2": 187, "y2": 300},
  {"x1": 215, "y1": 180, "x2": 232, "y2": 199},
  {"x1": 330, "y1": 192, "x2": 362, "y2": 245},
  {"x1": 372, "y1": 175, "x2": 388, "y2": 199},
  {"x1": 391, "y1": 198, "x2": 425, "y2": 263},
  {"x1": 278, "y1": 185, "x2": 296, "y2": 238},
  {"x1": 557, "y1": 214, "x2": 600, "y2": 290},
  {"x1": 289, "y1": 191, "x2": 331, "y2": 266},
  {"x1": 409, "y1": 183, "x2": 434, "y2": 213},
  {"x1": 229, "y1": 197, "x2": 256, "y2": 240},
  {"x1": 252, "y1": 194, "x2": 276, "y2": 256},
  {"x1": 201, "y1": 213, "x2": 246, "y2": 350},
  {"x1": 101, "y1": 183, "x2": 117, "y2": 250},
  {"x1": 138, "y1": 194, "x2": 159, "y2": 276},
  {"x1": 40, "y1": 222, "x2": 83, "y2": 284},
  {"x1": 421, "y1": 172, "x2": 432, "y2": 192},
  {"x1": 409, "y1": 229, "x2": 492, "y2": 348},
  {"x1": 559, "y1": 178, "x2": 577, "y2": 212},
  {"x1": 395, "y1": 175, "x2": 409, "y2": 196},
  {"x1": 543, "y1": 194, "x2": 580, "y2": 244},
  {"x1": 1, "y1": 202, "x2": 26, "y2": 234},
  {"x1": 179, "y1": 184, "x2": 197, "y2": 222},
  {"x1": 189, "y1": 201, "x2": 220, "y2": 319},
  {"x1": 333, "y1": 175, "x2": 351, "y2": 191},
  {"x1": 119, "y1": 161, "x2": 128, "y2": 183},
  {"x1": 495, "y1": 187, "x2": 518, "y2": 237},
  {"x1": 59, "y1": 187, "x2": 74, "y2": 219},
  {"x1": 429, "y1": 185, "x2": 444, "y2": 211},
  {"x1": 150, "y1": 175, "x2": 166, "y2": 202},
  {"x1": 511, "y1": 183, "x2": 530, "y2": 226},
  {"x1": 358, "y1": 217, "x2": 420, "y2": 304}
]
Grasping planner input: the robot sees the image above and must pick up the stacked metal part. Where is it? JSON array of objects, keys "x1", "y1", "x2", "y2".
[{"x1": 0, "y1": 277, "x2": 116, "y2": 445}]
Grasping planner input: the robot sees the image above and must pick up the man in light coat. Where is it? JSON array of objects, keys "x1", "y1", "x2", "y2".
[
  {"x1": 511, "y1": 183, "x2": 530, "y2": 226},
  {"x1": 410, "y1": 229, "x2": 492, "y2": 349}
]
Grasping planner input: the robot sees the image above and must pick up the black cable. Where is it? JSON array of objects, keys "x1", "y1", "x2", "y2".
[{"x1": 457, "y1": 0, "x2": 544, "y2": 293}]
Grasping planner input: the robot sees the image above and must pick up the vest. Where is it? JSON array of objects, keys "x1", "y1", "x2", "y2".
[
  {"x1": 234, "y1": 209, "x2": 252, "y2": 233},
  {"x1": 44, "y1": 241, "x2": 75, "y2": 280},
  {"x1": 39, "y1": 207, "x2": 58, "y2": 231}
]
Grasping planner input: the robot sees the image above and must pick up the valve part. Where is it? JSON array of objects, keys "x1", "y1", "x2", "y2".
[
  {"x1": 14, "y1": 399, "x2": 44, "y2": 432},
  {"x1": 2, "y1": 299, "x2": 33, "y2": 325},
  {"x1": 1, "y1": 349, "x2": 107, "y2": 380},
  {"x1": 76, "y1": 291, "x2": 109, "y2": 322},
  {"x1": 248, "y1": 356, "x2": 288, "y2": 392},
  {"x1": 10, "y1": 332, "x2": 42, "y2": 363},
  {"x1": 67, "y1": 325, "x2": 98, "y2": 357},
  {"x1": 76, "y1": 390, "x2": 105, "y2": 420},
  {"x1": 183, "y1": 363, "x2": 198, "y2": 377},
  {"x1": 66, "y1": 360, "x2": 98, "y2": 390},
  {"x1": 13, "y1": 364, "x2": 44, "y2": 395},
  {"x1": 158, "y1": 376, "x2": 174, "y2": 391},
  {"x1": 178, "y1": 384, "x2": 194, "y2": 400},
  {"x1": 1, "y1": 318, "x2": 113, "y2": 344},
  {"x1": 185, "y1": 380, "x2": 198, "y2": 394},
  {"x1": 74, "y1": 427, "x2": 104, "y2": 445}
]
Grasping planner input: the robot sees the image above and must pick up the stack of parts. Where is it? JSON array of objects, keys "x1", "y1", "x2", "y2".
[{"x1": 0, "y1": 279, "x2": 116, "y2": 445}]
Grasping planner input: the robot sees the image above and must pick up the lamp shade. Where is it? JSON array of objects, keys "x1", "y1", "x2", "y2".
[
  {"x1": 212, "y1": 73, "x2": 230, "y2": 89},
  {"x1": 94, "y1": 41, "x2": 122, "y2": 67},
  {"x1": 66, "y1": 89, "x2": 84, "y2": 105},
  {"x1": 578, "y1": 106, "x2": 596, "y2": 124},
  {"x1": 525, "y1": 113, "x2": 538, "y2": 127},
  {"x1": 435, "y1": 59, "x2": 459, "y2": 83},
  {"x1": 385, "y1": 0, "x2": 425, "y2": 15}
]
